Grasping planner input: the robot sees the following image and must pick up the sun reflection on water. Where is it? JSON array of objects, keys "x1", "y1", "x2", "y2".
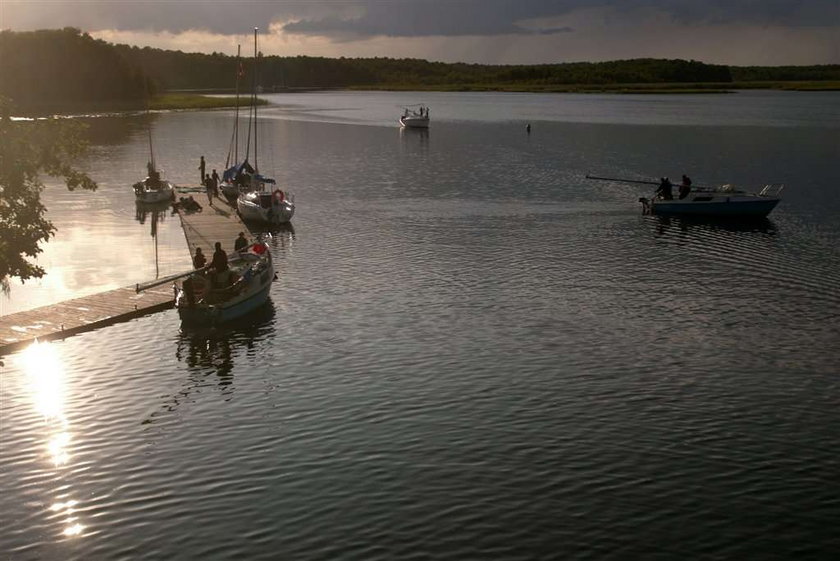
[{"x1": 17, "y1": 340, "x2": 86, "y2": 539}]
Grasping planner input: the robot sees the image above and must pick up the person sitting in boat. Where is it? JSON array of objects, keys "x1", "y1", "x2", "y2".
[
  {"x1": 656, "y1": 177, "x2": 673, "y2": 200},
  {"x1": 211, "y1": 242, "x2": 228, "y2": 273},
  {"x1": 234, "y1": 232, "x2": 248, "y2": 252},
  {"x1": 209, "y1": 242, "x2": 230, "y2": 289},
  {"x1": 193, "y1": 247, "x2": 207, "y2": 269},
  {"x1": 679, "y1": 175, "x2": 692, "y2": 200}
]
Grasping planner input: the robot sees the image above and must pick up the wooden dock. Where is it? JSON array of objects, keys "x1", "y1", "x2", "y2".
[
  {"x1": 0, "y1": 194, "x2": 251, "y2": 356},
  {"x1": 0, "y1": 284, "x2": 174, "y2": 355},
  {"x1": 177, "y1": 195, "x2": 253, "y2": 258}
]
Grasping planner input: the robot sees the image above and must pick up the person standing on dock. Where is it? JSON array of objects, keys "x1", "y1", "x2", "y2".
[
  {"x1": 211, "y1": 169, "x2": 220, "y2": 197},
  {"x1": 205, "y1": 173, "x2": 214, "y2": 206},
  {"x1": 198, "y1": 155, "x2": 206, "y2": 185}
]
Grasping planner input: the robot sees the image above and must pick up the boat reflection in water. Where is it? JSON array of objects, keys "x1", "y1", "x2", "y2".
[
  {"x1": 175, "y1": 301, "x2": 276, "y2": 383},
  {"x1": 143, "y1": 303, "x2": 276, "y2": 425},
  {"x1": 248, "y1": 221, "x2": 295, "y2": 242},
  {"x1": 135, "y1": 200, "x2": 172, "y2": 279},
  {"x1": 649, "y1": 214, "x2": 777, "y2": 237},
  {"x1": 134, "y1": 199, "x2": 171, "y2": 226}
]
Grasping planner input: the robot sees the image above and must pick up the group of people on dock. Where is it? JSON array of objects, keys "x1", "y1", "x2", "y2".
[
  {"x1": 200, "y1": 156, "x2": 221, "y2": 206},
  {"x1": 656, "y1": 174, "x2": 692, "y2": 200}
]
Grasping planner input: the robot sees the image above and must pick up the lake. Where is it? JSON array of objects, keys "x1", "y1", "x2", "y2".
[{"x1": 1, "y1": 90, "x2": 839, "y2": 559}]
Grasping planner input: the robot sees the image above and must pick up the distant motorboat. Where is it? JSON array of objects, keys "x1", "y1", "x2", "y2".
[{"x1": 400, "y1": 104, "x2": 430, "y2": 128}]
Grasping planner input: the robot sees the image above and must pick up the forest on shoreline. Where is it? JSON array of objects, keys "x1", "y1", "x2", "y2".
[{"x1": 2, "y1": 28, "x2": 839, "y2": 114}]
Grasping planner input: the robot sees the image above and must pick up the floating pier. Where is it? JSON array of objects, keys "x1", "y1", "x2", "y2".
[
  {"x1": 0, "y1": 284, "x2": 174, "y2": 356},
  {"x1": 177, "y1": 195, "x2": 253, "y2": 258},
  {"x1": 0, "y1": 194, "x2": 251, "y2": 356}
]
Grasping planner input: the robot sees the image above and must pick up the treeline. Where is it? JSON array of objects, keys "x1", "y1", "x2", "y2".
[
  {"x1": 119, "y1": 50, "x2": 735, "y2": 90},
  {"x1": 731, "y1": 65, "x2": 840, "y2": 82},
  {"x1": 1, "y1": 28, "x2": 838, "y2": 112},
  {"x1": 0, "y1": 28, "x2": 150, "y2": 111}
]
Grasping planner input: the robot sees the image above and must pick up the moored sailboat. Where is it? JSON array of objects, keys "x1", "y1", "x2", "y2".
[
  {"x1": 133, "y1": 107, "x2": 174, "y2": 203},
  {"x1": 235, "y1": 28, "x2": 295, "y2": 225}
]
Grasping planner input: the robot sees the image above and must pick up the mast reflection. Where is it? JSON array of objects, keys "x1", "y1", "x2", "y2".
[{"x1": 135, "y1": 200, "x2": 172, "y2": 279}]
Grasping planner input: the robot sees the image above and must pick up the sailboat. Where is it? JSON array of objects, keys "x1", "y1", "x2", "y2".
[
  {"x1": 133, "y1": 106, "x2": 175, "y2": 203},
  {"x1": 135, "y1": 237, "x2": 275, "y2": 327},
  {"x1": 235, "y1": 28, "x2": 295, "y2": 225},
  {"x1": 220, "y1": 44, "x2": 249, "y2": 199}
]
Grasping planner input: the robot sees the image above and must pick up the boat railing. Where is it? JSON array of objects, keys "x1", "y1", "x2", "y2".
[{"x1": 759, "y1": 184, "x2": 784, "y2": 197}]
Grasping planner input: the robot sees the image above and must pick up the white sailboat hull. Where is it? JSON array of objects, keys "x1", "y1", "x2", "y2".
[
  {"x1": 134, "y1": 179, "x2": 175, "y2": 203},
  {"x1": 237, "y1": 190, "x2": 295, "y2": 225}
]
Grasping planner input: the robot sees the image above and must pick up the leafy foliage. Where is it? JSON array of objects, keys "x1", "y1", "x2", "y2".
[{"x1": 0, "y1": 102, "x2": 97, "y2": 286}]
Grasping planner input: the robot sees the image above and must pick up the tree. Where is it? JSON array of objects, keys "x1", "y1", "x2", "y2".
[{"x1": 0, "y1": 99, "x2": 97, "y2": 290}]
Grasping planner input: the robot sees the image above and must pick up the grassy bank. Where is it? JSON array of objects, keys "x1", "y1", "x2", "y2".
[
  {"x1": 10, "y1": 94, "x2": 267, "y2": 118},
  {"x1": 149, "y1": 94, "x2": 268, "y2": 110}
]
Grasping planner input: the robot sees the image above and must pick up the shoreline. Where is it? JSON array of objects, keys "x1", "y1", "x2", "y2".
[{"x1": 11, "y1": 81, "x2": 839, "y2": 117}]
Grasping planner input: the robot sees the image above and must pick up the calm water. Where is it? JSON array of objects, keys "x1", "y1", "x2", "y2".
[{"x1": 2, "y1": 91, "x2": 839, "y2": 559}]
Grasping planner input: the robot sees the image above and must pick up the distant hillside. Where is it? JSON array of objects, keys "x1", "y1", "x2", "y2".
[
  {"x1": 117, "y1": 48, "x2": 735, "y2": 91},
  {"x1": 0, "y1": 28, "x2": 150, "y2": 111},
  {"x1": 1, "y1": 28, "x2": 838, "y2": 113}
]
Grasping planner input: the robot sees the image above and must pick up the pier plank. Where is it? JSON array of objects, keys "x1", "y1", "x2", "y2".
[{"x1": 0, "y1": 195, "x2": 251, "y2": 356}]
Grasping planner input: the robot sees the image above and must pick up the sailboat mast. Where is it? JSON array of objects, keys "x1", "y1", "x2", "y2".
[
  {"x1": 148, "y1": 123, "x2": 155, "y2": 173},
  {"x1": 233, "y1": 44, "x2": 241, "y2": 165},
  {"x1": 253, "y1": 27, "x2": 259, "y2": 174}
]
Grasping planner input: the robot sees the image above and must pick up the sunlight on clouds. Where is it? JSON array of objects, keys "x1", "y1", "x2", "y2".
[
  {"x1": 89, "y1": 15, "x2": 840, "y2": 66},
  {"x1": 92, "y1": 29, "x2": 242, "y2": 55}
]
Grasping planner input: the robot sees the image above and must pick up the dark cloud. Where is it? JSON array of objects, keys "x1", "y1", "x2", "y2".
[
  {"x1": 4, "y1": 0, "x2": 837, "y2": 38},
  {"x1": 280, "y1": 0, "x2": 839, "y2": 39}
]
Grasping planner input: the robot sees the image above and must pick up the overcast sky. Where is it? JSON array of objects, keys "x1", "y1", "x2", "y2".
[{"x1": 2, "y1": 0, "x2": 838, "y2": 65}]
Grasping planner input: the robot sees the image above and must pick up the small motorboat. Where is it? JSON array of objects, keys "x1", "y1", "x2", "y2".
[
  {"x1": 175, "y1": 242, "x2": 274, "y2": 326},
  {"x1": 639, "y1": 184, "x2": 783, "y2": 217},
  {"x1": 586, "y1": 174, "x2": 783, "y2": 218},
  {"x1": 399, "y1": 104, "x2": 430, "y2": 128}
]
